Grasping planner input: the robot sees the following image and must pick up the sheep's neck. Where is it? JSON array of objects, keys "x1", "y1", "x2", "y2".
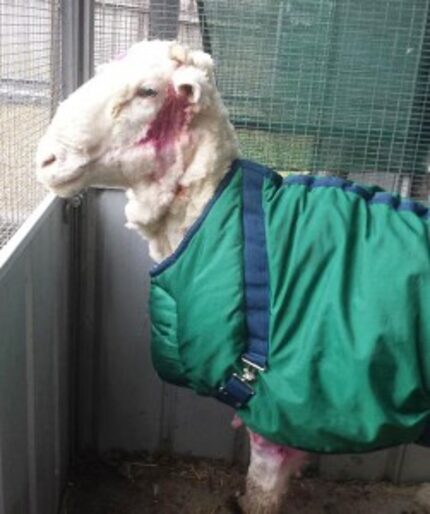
[{"x1": 128, "y1": 109, "x2": 240, "y2": 262}]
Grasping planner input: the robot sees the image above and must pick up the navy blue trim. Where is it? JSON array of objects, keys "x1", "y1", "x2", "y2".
[
  {"x1": 241, "y1": 161, "x2": 271, "y2": 370},
  {"x1": 285, "y1": 175, "x2": 313, "y2": 187},
  {"x1": 239, "y1": 159, "x2": 280, "y2": 182},
  {"x1": 398, "y1": 199, "x2": 429, "y2": 217},
  {"x1": 284, "y1": 174, "x2": 430, "y2": 219},
  {"x1": 150, "y1": 159, "x2": 241, "y2": 277},
  {"x1": 370, "y1": 192, "x2": 401, "y2": 209},
  {"x1": 311, "y1": 176, "x2": 351, "y2": 189},
  {"x1": 344, "y1": 183, "x2": 374, "y2": 201}
]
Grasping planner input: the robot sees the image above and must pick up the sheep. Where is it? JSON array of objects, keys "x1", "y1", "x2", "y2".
[{"x1": 36, "y1": 40, "x2": 430, "y2": 514}]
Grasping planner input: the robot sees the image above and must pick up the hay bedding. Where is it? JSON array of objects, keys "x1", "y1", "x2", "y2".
[{"x1": 61, "y1": 453, "x2": 430, "y2": 514}]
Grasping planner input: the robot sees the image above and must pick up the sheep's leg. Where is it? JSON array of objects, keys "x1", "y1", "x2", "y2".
[{"x1": 238, "y1": 429, "x2": 308, "y2": 514}]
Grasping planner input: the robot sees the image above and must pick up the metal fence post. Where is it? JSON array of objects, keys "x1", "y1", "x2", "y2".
[
  {"x1": 61, "y1": 0, "x2": 94, "y2": 98},
  {"x1": 79, "y1": 0, "x2": 95, "y2": 84},
  {"x1": 50, "y1": 0, "x2": 61, "y2": 116},
  {"x1": 59, "y1": 0, "x2": 96, "y2": 459}
]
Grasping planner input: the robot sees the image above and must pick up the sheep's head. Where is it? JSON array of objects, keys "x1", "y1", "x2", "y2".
[{"x1": 36, "y1": 40, "x2": 217, "y2": 198}]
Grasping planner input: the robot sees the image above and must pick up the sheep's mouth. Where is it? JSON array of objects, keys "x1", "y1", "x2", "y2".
[{"x1": 39, "y1": 167, "x2": 87, "y2": 197}]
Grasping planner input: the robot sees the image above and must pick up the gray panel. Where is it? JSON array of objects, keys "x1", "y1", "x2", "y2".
[
  {"x1": 0, "y1": 266, "x2": 30, "y2": 514},
  {"x1": 0, "y1": 199, "x2": 71, "y2": 514},
  {"x1": 87, "y1": 188, "x2": 430, "y2": 482},
  {"x1": 168, "y1": 389, "x2": 237, "y2": 461},
  {"x1": 318, "y1": 448, "x2": 405, "y2": 482},
  {"x1": 30, "y1": 206, "x2": 71, "y2": 513},
  {"x1": 398, "y1": 445, "x2": 430, "y2": 483},
  {"x1": 87, "y1": 190, "x2": 164, "y2": 453}
]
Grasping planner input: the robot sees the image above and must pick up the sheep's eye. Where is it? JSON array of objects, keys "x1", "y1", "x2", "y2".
[{"x1": 136, "y1": 87, "x2": 158, "y2": 98}]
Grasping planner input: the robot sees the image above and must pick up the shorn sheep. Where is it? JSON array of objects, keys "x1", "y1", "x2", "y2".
[{"x1": 36, "y1": 40, "x2": 430, "y2": 513}]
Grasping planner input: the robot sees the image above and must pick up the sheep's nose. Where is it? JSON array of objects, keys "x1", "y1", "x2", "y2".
[{"x1": 41, "y1": 154, "x2": 57, "y2": 168}]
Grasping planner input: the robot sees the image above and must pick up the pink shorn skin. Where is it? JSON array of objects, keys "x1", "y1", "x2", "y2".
[
  {"x1": 238, "y1": 422, "x2": 308, "y2": 512},
  {"x1": 249, "y1": 431, "x2": 308, "y2": 464},
  {"x1": 139, "y1": 85, "x2": 189, "y2": 153},
  {"x1": 138, "y1": 85, "x2": 190, "y2": 182},
  {"x1": 232, "y1": 414, "x2": 308, "y2": 476}
]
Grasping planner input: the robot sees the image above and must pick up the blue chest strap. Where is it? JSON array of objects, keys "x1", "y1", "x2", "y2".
[{"x1": 217, "y1": 161, "x2": 272, "y2": 409}]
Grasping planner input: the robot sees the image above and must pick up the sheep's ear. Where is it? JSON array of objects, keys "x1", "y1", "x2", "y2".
[
  {"x1": 177, "y1": 81, "x2": 201, "y2": 104},
  {"x1": 172, "y1": 67, "x2": 204, "y2": 105}
]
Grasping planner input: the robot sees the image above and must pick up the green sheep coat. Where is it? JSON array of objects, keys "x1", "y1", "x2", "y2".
[{"x1": 149, "y1": 159, "x2": 430, "y2": 453}]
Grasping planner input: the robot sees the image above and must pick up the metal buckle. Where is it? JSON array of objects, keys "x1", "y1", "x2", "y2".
[{"x1": 236, "y1": 356, "x2": 266, "y2": 385}]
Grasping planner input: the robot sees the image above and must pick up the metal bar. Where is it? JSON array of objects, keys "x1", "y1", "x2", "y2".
[
  {"x1": 79, "y1": 0, "x2": 95, "y2": 83},
  {"x1": 60, "y1": 1, "x2": 79, "y2": 97},
  {"x1": 73, "y1": 192, "x2": 100, "y2": 454},
  {"x1": 196, "y1": 0, "x2": 211, "y2": 54},
  {"x1": 137, "y1": 8, "x2": 147, "y2": 40},
  {"x1": 50, "y1": 0, "x2": 61, "y2": 117},
  {"x1": 311, "y1": 0, "x2": 339, "y2": 173},
  {"x1": 61, "y1": 0, "x2": 94, "y2": 97},
  {"x1": 59, "y1": 0, "x2": 96, "y2": 458},
  {"x1": 74, "y1": 0, "x2": 97, "y2": 453},
  {"x1": 95, "y1": 1, "x2": 145, "y2": 14},
  {"x1": 398, "y1": 1, "x2": 430, "y2": 177}
]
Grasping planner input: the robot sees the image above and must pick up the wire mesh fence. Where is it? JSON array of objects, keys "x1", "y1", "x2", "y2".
[
  {"x1": 94, "y1": 0, "x2": 201, "y2": 68},
  {"x1": 202, "y1": 0, "x2": 430, "y2": 199},
  {"x1": 1, "y1": 0, "x2": 430, "y2": 250},
  {"x1": 94, "y1": 0, "x2": 430, "y2": 201},
  {"x1": 0, "y1": 0, "x2": 61, "y2": 249}
]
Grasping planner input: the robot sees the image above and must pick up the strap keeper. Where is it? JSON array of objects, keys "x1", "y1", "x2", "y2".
[
  {"x1": 217, "y1": 374, "x2": 255, "y2": 409},
  {"x1": 216, "y1": 356, "x2": 265, "y2": 409},
  {"x1": 241, "y1": 355, "x2": 266, "y2": 373}
]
